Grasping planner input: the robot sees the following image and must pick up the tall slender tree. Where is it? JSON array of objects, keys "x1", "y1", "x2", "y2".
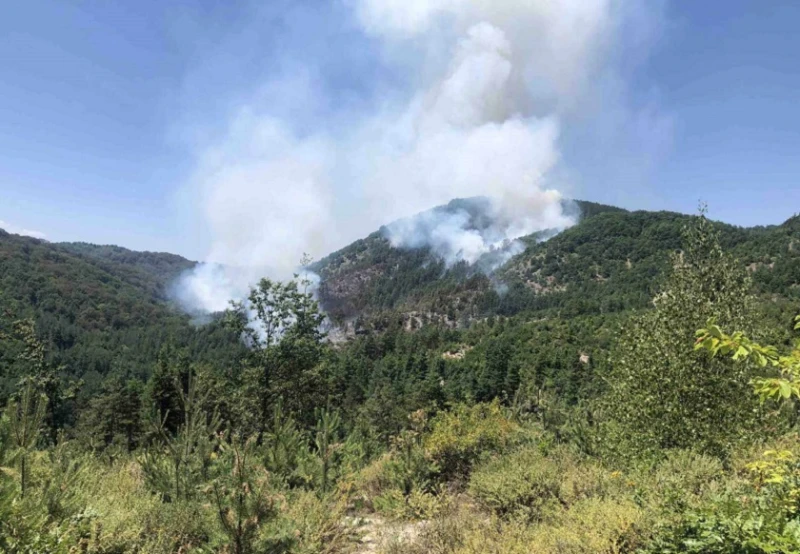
[
  {"x1": 6, "y1": 382, "x2": 46, "y2": 497},
  {"x1": 227, "y1": 262, "x2": 327, "y2": 436},
  {"x1": 603, "y1": 209, "x2": 759, "y2": 458}
]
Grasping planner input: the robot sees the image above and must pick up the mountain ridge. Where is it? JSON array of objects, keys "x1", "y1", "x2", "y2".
[
  {"x1": 2, "y1": 198, "x2": 799, "y2": 392},
  {"x1": 313, "y1": 199, "x2": 800, "y2": 332}
]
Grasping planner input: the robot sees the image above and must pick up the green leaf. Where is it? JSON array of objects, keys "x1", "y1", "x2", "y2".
[{"x1": 733, "y1": 346, "x2": 749, "y2": 360}]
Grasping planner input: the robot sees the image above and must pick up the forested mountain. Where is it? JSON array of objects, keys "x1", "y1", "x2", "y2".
[
  {"x1": 57, "y1": 241, "x2": 195, "y2": 300},
  {"x1": 315, "y1": 198, "x2": 800, "y2": 328},
  {"x1": 4, "y1": 200, "x2": 800, "y2": 397},
  {"x1": 0, "y1": 230, "x2": 241, "y2": 404},
  {"x1": 313, "y1": 199, "x2": 623, "y2": 324},
  {"x1": 3, "y1": 203, "x2": 800, "y2": 553}
]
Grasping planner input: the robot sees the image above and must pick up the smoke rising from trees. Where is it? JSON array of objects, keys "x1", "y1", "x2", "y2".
[{"x1": 176, "y1": 0, "x2": 666, "y2": 314}]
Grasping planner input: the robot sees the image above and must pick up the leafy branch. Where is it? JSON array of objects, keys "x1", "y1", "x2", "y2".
[{"x1": 695, "y1": 316, "x2": 800, "y2": 402}]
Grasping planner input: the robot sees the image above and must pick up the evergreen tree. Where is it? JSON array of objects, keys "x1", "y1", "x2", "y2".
[
  {"x1": 207, "y1": 435, "x2": 279, "y2": 554},
  {"x1": 147, "y1": 345, "x2": 189, "y2": 435},
  {"x1": 79, "y1": 376, "x2": 143, "y2": 452},
  {"x1": 6, "y1": 382, "x2": 46, "y2": 497},
  {"x1": 10, "y1": 319, "x2": 75, "y2": 441},
  {"x1": 312, "y1": 408, "x2": 342, "y2": 493},
  {"x1": 477, "y1": 338, "x2": 511, "y2": 402},
  {"x1": 141, "y1": 370, "x2": 220, "y2": 501},
  {"x1": 263, "y1": 400, "x2": 307, "y2": 485}
]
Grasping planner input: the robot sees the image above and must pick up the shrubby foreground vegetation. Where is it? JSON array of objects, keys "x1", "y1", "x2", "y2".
[{"x1": 2, "y1": 211, "x2": 800, "y2": 552}]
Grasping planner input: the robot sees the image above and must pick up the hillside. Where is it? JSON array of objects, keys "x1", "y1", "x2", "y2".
[
  {"x1": 3, "y1": 201, "x2": 799, "y2": 398},
  {"x1": 57, "y1": 242, "x2": 195, "y2": 301},
  {"x1": 4, "y1": 204, "x2": 800, "y2": 553},
  {"x1": 0, "y1": 229, "x2": 241, "y2": 402},
  {"x1": 315, "y1": 200, "x2": 800, "y2": 330},
  {"x1": 313, "y1": 199, "x2": 622, "y2": 324},
  {"x1": 499, "y1": 208, "x2": 800, "y2": 316}
]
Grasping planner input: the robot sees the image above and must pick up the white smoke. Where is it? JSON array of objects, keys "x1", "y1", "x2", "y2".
[
  {"x1": 384, "y1": 195, "x2": 572, "y2": 268},
  {"x1": 176, "y1": 0, "x2": 664, "y2": 314},
  {"x1": 172, "y1": 263, "x2": 244, "y2": 315},
  {"x1": 177, "y1": 111, "x2": 335, "y2": 312}
]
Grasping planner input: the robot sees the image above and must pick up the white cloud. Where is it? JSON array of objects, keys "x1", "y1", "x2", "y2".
[{"x1": 0, "y1": 219, "x2": 47, "y2": 239}]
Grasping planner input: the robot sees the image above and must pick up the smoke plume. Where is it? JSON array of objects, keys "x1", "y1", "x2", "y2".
[
  {"x1": 176, "y1": 0, "x2": 665, "y2": 314},
  {"x1": 383, "y1": 196, "x2": 572, "y2": 269}
]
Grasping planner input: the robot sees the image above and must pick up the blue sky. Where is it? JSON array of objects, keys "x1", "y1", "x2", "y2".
[{"x1": 1, "y1": 0, "x2": 799, "y2": 260}]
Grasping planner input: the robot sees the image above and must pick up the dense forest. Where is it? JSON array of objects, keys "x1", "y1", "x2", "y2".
[
  {"x1": 0, "y1": 231, "x2": 243, "y2": 408},
  {"x1": 316, "y1": 199, "x2": 800, "y2": 324},
  {"x1": 2, "y1": 203, "x2": 800, "y2": 553}
]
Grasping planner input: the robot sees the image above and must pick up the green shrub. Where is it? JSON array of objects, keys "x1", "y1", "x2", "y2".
[
  {"x1": 256, "y1": 489, "x2": 352, "y2": 554},
  {"x1": 349, "y1": 453, "x2": 398, "y2": 510},
  {"x1": 373, "y1": 485, "x2": 445, "y2": 521},
  {"x1": 351, "y1": 443, "x2": 440, "y2": 520},
  {"x1": 349, "y1": 410, "x2": 438, "y2": 517},
  {"x1": 644, "y1": 449, "x2": 800, "y2": 553},
  {"x1": 525, "y1": 496, "x2": 644, "y2": 554},
  {"x1": 635, "y1": 449, "x2": 724, "y2": 516},
  {"x1": 469, "y1": 444, "x2": 612, "y2": 521},
  {"x1": 402, "y1": 495, "x2": 643, "y2": 554},
  {"x1": 468, "y1": 444, "x2": 561, "y2": 521},
  {"x1": 425, "y1": 401, "x2": 519, "y2": 481}
]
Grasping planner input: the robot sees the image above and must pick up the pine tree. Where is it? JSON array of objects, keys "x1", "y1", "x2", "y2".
[
  {"x1": 263, "y1": 400, "x2": 307, "y2": 485},
  {"x1": 147, "y1": 346, "x2": 188, "y2": 435},
  {"x1": 313, "y1": 408, "x2": 342, "y2": 493},
  {"x1": 6, "y1": 382, "x2": 46, "y2": 497},
  {"x1": 141, "y1": 370, "x2": 220, "y2": 501},
  {"x1": 82, "y1": 376, "x2": 143, "y2": 452},
  {"x1": 10, "y1": 319, "x2": 73, "y2": 442},
  {"x1": 477, "y1": 338, "x2": 511, "y2": 402},
  {"x1": 207, "y1": 435, "x2": 278, "y2": 554}
]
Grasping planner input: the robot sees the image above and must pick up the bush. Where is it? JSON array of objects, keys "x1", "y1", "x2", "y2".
[
  {"x1": 402, "y1": 495, "x2": 643, "y2": 554},
  {"x1": 468, "y1": 444, "x2": 562, "y2": 521},
  {"x1": 258, "y1": 489, "x2": 352, "y2": 554},
  {"x1": 350, "y1": 439, "x2": 440, "y2": 520},
  {"x1": 424, "y1": 401, "x2": 519, "y2": 481},
  {"x1": 525, "y1": 496, "x2": 644, "y2": 554},
  {"x1": 643, "y1": 449, "x2": 800, "y2": 553},
  {"x1": 635, "y1": 449, "x2": 724, "y2": 516},
  {"x1": 350, "y1": 435, "x2": 437, "y2": 513},
  {"x1": 372, "y1": 485, "x2": 446, "y2": 521},
  {"x1": 469, "y1": 444, "x2": 612, "y2": 522}
]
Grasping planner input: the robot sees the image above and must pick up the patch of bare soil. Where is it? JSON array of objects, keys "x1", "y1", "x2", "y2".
[{"x1": 346, "y1": 515, "x2": 428, "y2": 554}]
